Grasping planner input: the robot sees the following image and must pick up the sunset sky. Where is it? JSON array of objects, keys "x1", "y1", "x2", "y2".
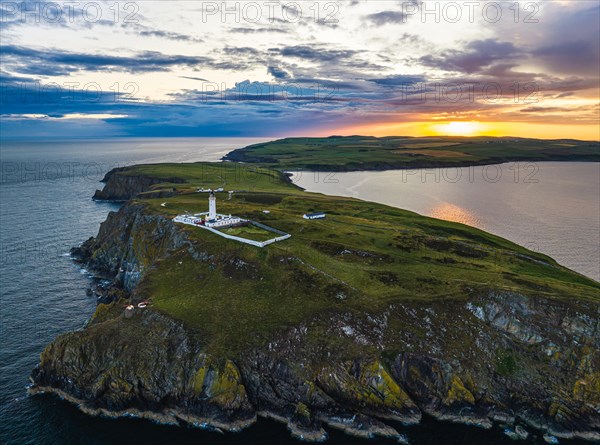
[{"x1": 1, "y1": 1, "x2": 599, "y2": 140}]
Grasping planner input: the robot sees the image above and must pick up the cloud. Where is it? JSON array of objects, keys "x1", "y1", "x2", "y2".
[
  {"x1": 0, "y1": 72, "x2": 137, "y2": 120},
  {"x1": 0, "y1": 70, "x2": 37, "y2": 83},
  {"x1": 170, "y1": 80, "x2": 342, "y2": 103},
  {"x1": 230, "y1": 27, "x2": 287, "y2": 34},
  {"x1": 365, "y1": 11, "x2": 407, "y2": 25},
  {"x1": 269, "y1": 45, "x2": 386, "y2": 75},
  {"x1": 368, "y1": 74, "x2": 426, "y2": 86},
  {"x1": 555, "y1": 92, "x2": 574, "y2": 99},
  {"x1": 0, "y1": 45, "x2": 260, "y2": 75},
  {"x1": 1, "y1": 1, "x2": 598, "y2": 139},
  {"x1": 222, "y1": 46, "x2": 261, "y2": 56},
  {"x1": 533, "y1": 40, "x2": 599, "y2": 77},
  {"x1": 278, "y1": 45, "x2": 358, "y2": 61},
  {"x1": 137, "y1": 29, "x2": 203, "y2": 42},
  {"x1": 179, "y1": 76, "x2": 210, "y2": 82},
  {"x1": 524, "y1": 5, "x2": 600, "y2": 77},
  {"x1": 420, "y1": 39, "x2": 522, "y2": 74},
  {"x1": 3, "y1": 113, "x2": 128, "y2": 120},
  {"x1": 268, "y1": 66, "x2": 290, "y2": 80}
]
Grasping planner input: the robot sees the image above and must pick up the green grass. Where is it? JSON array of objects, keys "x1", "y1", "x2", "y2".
[
  {"x1": 221, "y1": 224, "x2": 276, "y2": 242},
  {"x1": 223, "y1": 136, "x2": 600, "y2": 171},
  {"x1": 496, "y1": 349, "x2": 518, "y2": 376},
  {"x1": 123, "y1": 162, "x2": 299, "y2": 195},
  {"x1": 111, "y1": 162, "x2": 600, "y2": 355}
]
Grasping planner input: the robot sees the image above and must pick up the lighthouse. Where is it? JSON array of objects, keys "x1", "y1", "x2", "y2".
[{"x1": 208, "y1": 191, "x2": 217, "y2": 220}]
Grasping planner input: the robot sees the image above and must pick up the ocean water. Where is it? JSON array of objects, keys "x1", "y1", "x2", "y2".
[
  {"x1": 292, "y1": 163, "x2": 600, "y2": 282},
  {"x1": 0, "y1": 138, "x2": 593, "y2": 445}
]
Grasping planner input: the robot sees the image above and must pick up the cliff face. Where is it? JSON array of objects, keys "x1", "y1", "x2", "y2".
[
  {"x1": 31, "y1": 310, "x2": 256, "y2": 430},
  {"x1": 92, "y1": 168, "x2": 184, "y2": 201},
  {"x1": 33, "y1": 200, "x2": 600, "y2": 442},
  {"x1": 72, "y1": 203, "x2": 190, "y2": 291}
]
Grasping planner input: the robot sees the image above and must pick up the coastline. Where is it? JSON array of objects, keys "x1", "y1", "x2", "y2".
[
  {"x1": 29, "y1": 381, "x2": 600, "y2": 443},
  {"x1": 28, "y1": 161, "x2": 600, "y2": 444},
  {"x1": 224, "y1": 155, "x2": 600, "y2": 173},
  {"x1": 28, "y1": 385, "x2": 256, "y2": 432}
]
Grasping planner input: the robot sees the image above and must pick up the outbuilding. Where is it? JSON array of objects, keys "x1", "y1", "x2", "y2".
[{"x1": 303, "y1": 212, "x2": 326, "y2": 220}]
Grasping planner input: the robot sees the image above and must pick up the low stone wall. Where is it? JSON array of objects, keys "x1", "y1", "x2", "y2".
[
  {"x1": 251, "y1": 221, "x2": 288, "y2": 236},
  {"x1": 174, "y1": 217, "x2": 290, "y2": 248},
  {"x1": 200, "y1": 225, "x2": 291, "y2": 247},
  {"x1": 257, "y1": 234, "x2": 292, "y2": 247}
]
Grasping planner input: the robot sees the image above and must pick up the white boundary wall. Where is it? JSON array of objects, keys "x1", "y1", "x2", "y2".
[
  {"x1": 200, "y1": 225, "x2": 291, "y2": 248},
  {"x1": 174, "y1": 216, "x2": 290, "y2": 248}
]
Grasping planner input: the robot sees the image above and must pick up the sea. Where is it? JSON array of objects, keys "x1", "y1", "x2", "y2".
[
  {"x1": 0, "y1": 138, "x2": 596, "y2": 445},
  {"x1": 290, "y1": 162, "x2": 600, "y2": 282}
]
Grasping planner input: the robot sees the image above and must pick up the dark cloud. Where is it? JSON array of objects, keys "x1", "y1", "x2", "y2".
[
  {"x1": 179, "y1": 76, "x2": 210, "y2": 82},
  {"x1": 555, "y1": 92, "x2": 574, "y2": 99},
  {"x1": 0, "y1": 70, "x2": 38, "y2": 83},
  {"x1": 528, "y1": 5, "x2": 600, "y2": 77},
  {"x1": 478, "y1": 63, "x2": 529, "y2": 79},
  {"x1": 420, "y1": 39, "x2": 521, "y2": 74},
  {"x1": 278, "y1": 45, "x2": 358, "y2": 61},
  {"x1": 368, "y1": 74, "x2": 426, "y2": 86},
  {"x1": 281, "y1": 3, "x2": 300, "y2": 17},
  {"x1": 520, "y1": 106, "x2": 564, "y2": 113},
  {"x1": 222, "y1": 46, "x2": 261, "y2": 56},
  {"x1": 230, "y1": 27, "x2": 287, "y2": 34},
  {"x1": 0, "y1": 76, "x2": 357, "y2": 139},
  {"x1": 533, "y1": 40, "x2": 599, "y2": 77},
  {"x1": 269, "y1": 44, "x2": 388, "y2": 75},
  {"x1": 137, "y1": 29, "x2": 203, "y2": 42},
  {"x1": 365, "y1": 11, "x2": 407, "y2": 26},
  {"x1": 267, "y1": 66, "x2": 290, "y2": 80},
  {"x1": 0, "y1": 74, "x2": 133, "y2": 123},
  {"x1": 170, "y1": 80, "x2": 338, "y2": 103},
  {"x1": 0, "y1": 45, "x2": 258, "y2": 75}
]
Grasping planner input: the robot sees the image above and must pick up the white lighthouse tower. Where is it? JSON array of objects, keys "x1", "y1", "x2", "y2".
[{"x1": 208, "y1": 191, "x2": 217, "y2": 220}]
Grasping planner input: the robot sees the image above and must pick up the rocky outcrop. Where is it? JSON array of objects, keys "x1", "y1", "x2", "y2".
[
  {"x1": 33, "y1": 194, "x2": 600, "y2": 442},
  {"x1": 93, "y1": 167, "x2": 184, "y2": 201},
  {"x1": 31, "y1": 310, "x2": 256, "y2": 431},
  {"x1": 71, "y1": 203, "x2": 192, "y2": 291}
]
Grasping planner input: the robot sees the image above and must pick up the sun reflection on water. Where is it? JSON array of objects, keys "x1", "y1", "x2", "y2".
[{"x1": 429, "y1": 202, "x2": 482, "y2": 228}]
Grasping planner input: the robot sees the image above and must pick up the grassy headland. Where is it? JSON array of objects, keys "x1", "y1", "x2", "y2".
[
  {"x1": 35, "y1": 161, "x2": 600, "y2": 441},
  {"x1": 223, "y1": 136, "x2": 600, "y2": 171},
  {"x1": 102, "y1": 162, "x2": 599, "y2": 355}
]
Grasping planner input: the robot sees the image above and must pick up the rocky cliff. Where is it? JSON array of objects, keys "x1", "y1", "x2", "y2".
[
  {"x1": 92, "y1": 167, "x2": 184, "y2": 201},
  {"x1": 31, "y1": 168, "x2": 600, "y2": 443}
]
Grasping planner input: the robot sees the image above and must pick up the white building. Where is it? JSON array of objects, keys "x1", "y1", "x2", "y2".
[
  {"x1": 205, "y1": 215, "x2": 243, "y2": 228},
  {"x1": 208, "y1": 192, "x2": 217, "y2": 220},
  {"x1": 175, "y1": 192, "x2": 244, "y2": 228},
  {"x1": 173, "y1": 215, "x2": 202, "y2": 225},
  {"x1": 203, "y1": 191, "x2": 245, "y2": 228},
  {"x1": 303, "y1": 212, "x2": 326, "y2": 220},
  {"x1": 173, "y1": 193, "x2": 291, "y2": 248}
]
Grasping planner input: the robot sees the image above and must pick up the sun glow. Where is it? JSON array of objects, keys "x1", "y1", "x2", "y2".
[
  {"x1": 431, "y1": 121, "x2": 483, "y2": 136},
  {"x1": 329, "y1": 121, "x2": 599, "y2": 140}
]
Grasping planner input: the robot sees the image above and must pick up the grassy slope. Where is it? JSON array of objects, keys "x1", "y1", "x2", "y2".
[
  {"x1": 113, "y1": 162, "x2": 599, "y2": 355},
  {"x1": 223, "y1": 136, "x2": 600, "y2": 171}
]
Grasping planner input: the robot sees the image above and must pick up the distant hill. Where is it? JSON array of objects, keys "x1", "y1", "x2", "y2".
[{"x1": 223, "y1": 136, "x2": 600, "y2": 171}]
